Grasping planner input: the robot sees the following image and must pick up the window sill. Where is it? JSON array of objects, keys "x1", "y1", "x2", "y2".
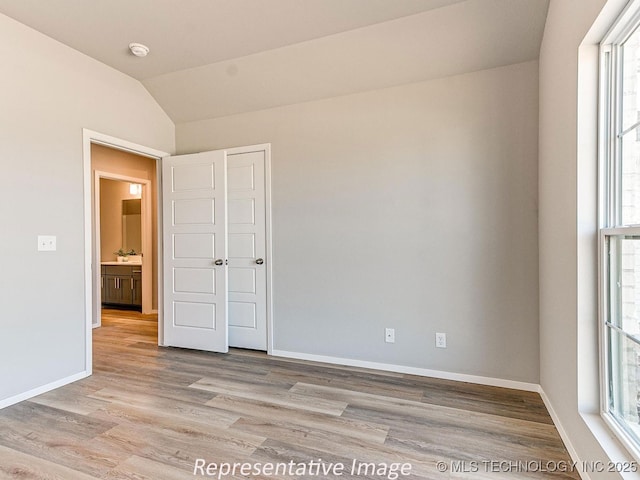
[{"x1": 581, "y1": 412, "x2": 640, "y2": 479}]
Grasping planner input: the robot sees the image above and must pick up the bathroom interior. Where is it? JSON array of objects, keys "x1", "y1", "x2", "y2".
[
  {"x1": 92, "y1": 143, "x2": 159, "y2": 321},
  {"x1": 100, "y1": 178, "x2": 143, "y2": 311}
]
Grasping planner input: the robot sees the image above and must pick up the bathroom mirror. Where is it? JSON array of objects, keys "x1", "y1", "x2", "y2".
[{"x1": 122, "y1": 199, "x2": 142, "y2": 253}]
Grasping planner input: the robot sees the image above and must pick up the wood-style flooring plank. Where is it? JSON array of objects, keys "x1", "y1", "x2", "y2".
[
  {"x1": 0, "y1": 419, "x2": 126, "y2": 478},
  {"x1": 0, "y1": 402, "x2": 116, "y2": 440},
  {"x1": 250, "y1": 439, "x2": 417, "y2": 480},
  {"x1": 290, "y1": 382, "x2": 562, "y2": 443},
  {"x1": 0, "y1": 444, "x2": 101, "y2": 480},
  {"x1": 89, "y1": 421, "x2": 264, "y2": 471},
  {"x1": 27, "y1": 384, "x2": 111, "y2": 416},
  {"x1": 85, "y1": 371, "x2": 217, "y2": 405},
  {"x1": 410, "y1": 374, "x2": 554, "y2": 424},
  {"x1": 105, "y1": 455, "x2": 193, "y2": 480},
  {"x1": 87, "y1": 387, "x2": 233, "y2": 428},
  {"x1": 88, "y1": 400, "x2": 237, "y2": 435},
  {"x1": 207, "y1": 394, "x2": 389, "y2": 444},
  {"x1": 228, "y1": 415, "x2": 441, "y2": 478},
  {"x1": 265, "y1": 366, "x2": 426, "y2": 402},
  {"x1": 194, "y1": 377, "x2": 348, "y2": 416}
]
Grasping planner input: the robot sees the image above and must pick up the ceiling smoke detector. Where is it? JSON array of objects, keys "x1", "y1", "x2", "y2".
[{"x1": 128, "y1": 43, "x2": 149, "y2": 57}]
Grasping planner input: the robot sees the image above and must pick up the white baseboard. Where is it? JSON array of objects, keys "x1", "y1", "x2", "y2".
[
  {"x1": 270, "y1": 349, "x2": 539, "y2": 392},
  {"x1": 0, "y1": 371, "x2": 90, "y2": 410},
  {"x1": 538, "y1": 387, "x2": 589, "y2": 480}
]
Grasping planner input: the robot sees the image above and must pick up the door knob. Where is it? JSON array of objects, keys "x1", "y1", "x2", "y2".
[
  {"x1": 256, "y1": 258, "x2": 264, "y2": 265},
  {"x1": 214, "y1": 259, "x2": 224, "y2": 266}
]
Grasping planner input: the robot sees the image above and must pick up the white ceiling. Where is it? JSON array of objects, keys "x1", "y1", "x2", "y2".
[{"x1": 0, "y1": 0, "x2": 548, "y2": 124}]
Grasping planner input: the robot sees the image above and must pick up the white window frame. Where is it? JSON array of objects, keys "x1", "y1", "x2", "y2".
[{"x1": 599, "y1": 0, "x2": 640, "y2": 461}]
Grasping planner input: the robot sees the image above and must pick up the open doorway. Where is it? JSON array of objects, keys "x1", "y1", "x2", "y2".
[
  {"x1": 92, "y1": 144, "x2": 158, "y2": 325},
  {"x1": 83, "y1": 129, "x2": 169, "y2": 374},
  {"x1": 97, "y1": 177, "x2": 148, "y2": 312}
]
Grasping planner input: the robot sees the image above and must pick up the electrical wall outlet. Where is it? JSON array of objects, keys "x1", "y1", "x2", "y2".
[
  {"x1": 385, "y1": 328, "x2": 395, "y2": 343},
  {"x1": 37, "y1": 235, "x2": 57, "y2": 251},
  {"x1": 435, "y1": 332, "x2": 447, "y2": 348}
]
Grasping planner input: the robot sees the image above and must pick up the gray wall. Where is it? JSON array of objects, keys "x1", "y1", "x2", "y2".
[
  {"x1": 0, "y1": 13, "x2": 174, "y2": 403},
  {"x1": 177, "y1": 60, "x2": 540, "y2": 383},
  {"x1": 539, "y1": 0, "x2": 633, "y2": 476}
]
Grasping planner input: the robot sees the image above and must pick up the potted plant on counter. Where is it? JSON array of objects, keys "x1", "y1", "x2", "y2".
[
  {"x1": 114, "y1": 249, "x2": 129, "y2": 262},
  {"x1": 126, "y1": 250, "x2": 142, "y2": 264}
]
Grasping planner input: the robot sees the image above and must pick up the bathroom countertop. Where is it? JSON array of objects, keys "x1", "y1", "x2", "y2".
[{"x1": 101, "y1": 261, "x2": 142, "y2": 266}]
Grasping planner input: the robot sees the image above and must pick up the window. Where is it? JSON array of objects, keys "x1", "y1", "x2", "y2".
[{"x1": 600, "y1": 2, "x2": 640, "y2": 458}]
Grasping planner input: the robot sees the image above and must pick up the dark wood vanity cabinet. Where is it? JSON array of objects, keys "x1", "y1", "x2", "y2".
[{"x1": 101, "y1": 265, "x2": 142, "y2": 310}]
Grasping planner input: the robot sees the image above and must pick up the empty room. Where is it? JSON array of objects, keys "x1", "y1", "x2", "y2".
[{"x1": 0, "y1": 0, "x2": 639, "y2": 479}]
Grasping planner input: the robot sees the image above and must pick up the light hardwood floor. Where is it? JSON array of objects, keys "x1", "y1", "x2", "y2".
[{"x1": 0, "y1": 310, "x2": 579, "y2": 479}]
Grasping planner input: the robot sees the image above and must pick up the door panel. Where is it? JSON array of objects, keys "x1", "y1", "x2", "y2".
[
  {"x1": 174, "y1": 302, "x2": 216, "y2": 329},
  {"x1": 173, "y1": 199, "x2": 215, "y2": 225},
  {"x1": 162, "y1": 150, "x2": 228, "y2": 353},
  {"x1": 228, "y1": 268, "x2": 256, "y2": 294},
  {"x1": 228, "y1": 233, "x2": 255, "y2": 258},
  {"x1": 227, "y1": 150, "x2": 267, "y2": 350},
  {"x1": 227, "y1": 164, "x2": 255, "y2": 190},
  {"x1": 174, "y1": 268, "x2": 216, "y2": 294},
  {"x1": 172, "y1": 163, "x2": 215, "y2": 191},
  {"x1": 173, "y1": 233, "x2": 216, "y2": 259},
  {"x1": 228, "y1": 198, "x2": 255, "y2": 224},
  {"x1": 228, "y1": 302, "x2": 257, "y2": 328}
]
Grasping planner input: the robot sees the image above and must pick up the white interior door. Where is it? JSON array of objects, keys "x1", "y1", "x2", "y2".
[
  {"x1": 162, "y1": 150, "x2": 228, "y2": 352},
  {"x1": 227, "y1": 150, "x2": 267, "y2": 350}
]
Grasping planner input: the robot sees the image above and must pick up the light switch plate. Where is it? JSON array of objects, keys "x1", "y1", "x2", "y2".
[{"x1": 38, "y1": 235, "x2": 56, "y2": 251}]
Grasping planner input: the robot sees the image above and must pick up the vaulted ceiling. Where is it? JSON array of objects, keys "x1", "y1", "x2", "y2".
[{"x1": 0, "y1": 0, "x2": 549, "y2": 124}]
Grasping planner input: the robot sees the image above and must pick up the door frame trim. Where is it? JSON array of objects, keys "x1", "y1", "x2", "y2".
[
  {"x1": 82, "y1": 129, "x2": 169, "y2": 374},
  {"x1": 225, "y1": 143, "x2": 274, "y2": 354},
  {"x1": 93, "y1": 170, "x2": 152, "y2": 322}
]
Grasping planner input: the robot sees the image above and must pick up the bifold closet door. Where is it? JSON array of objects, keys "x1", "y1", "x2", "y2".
[
  {"x1": 162, "y1": 150, "x2": 228, "y2": 353},
  {"x1": 227, "y1": 150, "x2": 267, "y2": 350}
]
